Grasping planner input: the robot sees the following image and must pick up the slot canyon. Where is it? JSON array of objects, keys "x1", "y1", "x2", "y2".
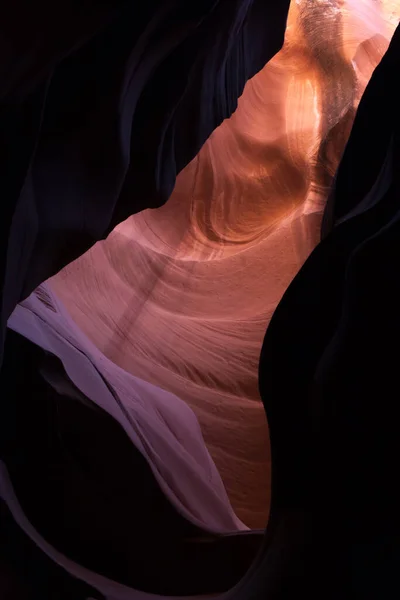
[{"x1": 1, "y1": 1, "x2": 400, "y2": 599}]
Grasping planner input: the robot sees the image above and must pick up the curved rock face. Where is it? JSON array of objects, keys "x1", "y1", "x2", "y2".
[
  {"x1": 0, "y1": 0, "x2": 290, "y2": 358},
  {"x1": 2, "y1": 1, "x2": 400, "y2": 599},
  {"x1": 51, "y1": 0, "x2": 400, "y2": 529}
]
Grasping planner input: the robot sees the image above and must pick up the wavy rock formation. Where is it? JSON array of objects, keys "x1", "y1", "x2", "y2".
[
  {"x1": 2, "y1": 1, "x2": 400, "y2": 599},
  {"x1": 51, "y1": 0, "x2": 400, "y2": 529}
]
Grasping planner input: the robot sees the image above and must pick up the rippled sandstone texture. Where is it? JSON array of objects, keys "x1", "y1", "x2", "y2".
[{"x1": 51, "y1": 0, "x2": 400, "y2": 529}]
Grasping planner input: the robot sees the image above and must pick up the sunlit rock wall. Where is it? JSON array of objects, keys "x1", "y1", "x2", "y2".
[{"x1": 52, "y1": 0, "x2": 400, "y2": 528}]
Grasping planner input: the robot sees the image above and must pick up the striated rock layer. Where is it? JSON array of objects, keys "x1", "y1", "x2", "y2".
[{"x1": 52, "y1": 0, "x2": 400, "y2": 528}]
